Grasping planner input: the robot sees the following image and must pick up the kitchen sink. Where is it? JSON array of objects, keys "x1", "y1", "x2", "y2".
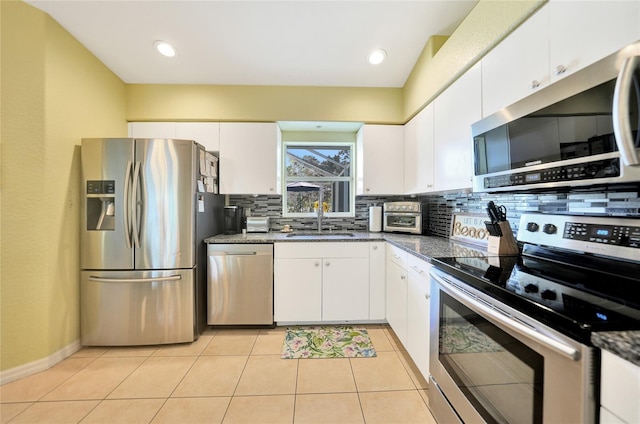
[{"x1": 285, "y1": 231, "x2": 355, "y2": 238}]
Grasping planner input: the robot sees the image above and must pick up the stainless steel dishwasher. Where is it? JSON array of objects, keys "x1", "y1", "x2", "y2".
[{"x1": 207, "y1": 244, "x2": 274, "y2": 325}]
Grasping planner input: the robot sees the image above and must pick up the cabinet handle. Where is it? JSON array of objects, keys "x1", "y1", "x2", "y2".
[
  {"x1": 554, "y1": 65, "x2": 567, "y2": 76},
  {"x1": 425, "y1": 294, "x2": 431, "y2": 300},
  {"x1": 530, "y1": 80, "x2": 540, "y2": 89},
  {"x1": 325, "y1": 262, "x2": 330, "y2": 267},
  {"x1": 314, "y1": 261, "x2": 320, "y2": 267},
  {"x1": 372, "y1": 245, "x2": 378, "y2": 250},
  {"x1": 409, "y1": 265, "x2": 425, "y2": 274},
  {"x1": 400, "y1": 275, "x2": 406, "y2": 280}
]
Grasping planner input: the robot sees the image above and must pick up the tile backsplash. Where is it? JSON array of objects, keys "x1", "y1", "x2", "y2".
[{"x1": 228, "y1": 183, "x2": 639, "y2": 238}]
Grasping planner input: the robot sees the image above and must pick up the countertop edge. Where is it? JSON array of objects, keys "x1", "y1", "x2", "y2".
[{"x1": 591, "y1": 331, "x2": 640, "y2": 367}]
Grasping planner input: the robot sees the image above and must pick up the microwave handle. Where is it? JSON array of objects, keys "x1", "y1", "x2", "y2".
[{"x1": 613, "y1": 55, "x2": 640, "y2": 166}]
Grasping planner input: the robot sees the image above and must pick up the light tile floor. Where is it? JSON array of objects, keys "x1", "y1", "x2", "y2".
[{"x1": 0, "y1": 325, "x2": 437, "y2": 424}]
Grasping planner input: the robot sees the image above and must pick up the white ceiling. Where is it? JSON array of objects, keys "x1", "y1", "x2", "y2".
[{"x1": 26, "y1": 0, "x2": 478, "y2": 88}]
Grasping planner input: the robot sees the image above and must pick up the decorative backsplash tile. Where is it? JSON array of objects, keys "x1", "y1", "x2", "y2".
[{"x1": 228, "y1": 183, "x2": 639, "y2": 238}]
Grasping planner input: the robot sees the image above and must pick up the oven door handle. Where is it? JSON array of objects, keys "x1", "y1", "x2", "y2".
[{"x1": 432, "y1": 272, "x2": 580, "y2": 361}]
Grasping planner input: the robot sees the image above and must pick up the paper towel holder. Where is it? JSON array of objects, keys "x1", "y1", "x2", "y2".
[{"x1": 369, "y1": 205, "x2": 382, "y2": 232}]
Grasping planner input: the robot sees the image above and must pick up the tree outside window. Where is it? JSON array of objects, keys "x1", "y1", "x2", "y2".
[{"x1": 283, "y1": 142, "x2": 354, "y2": 217}]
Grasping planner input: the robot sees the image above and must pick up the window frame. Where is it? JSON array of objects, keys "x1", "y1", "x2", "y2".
[{"x1": 282, "y1": 140, "x2": 356, "y2": 218}]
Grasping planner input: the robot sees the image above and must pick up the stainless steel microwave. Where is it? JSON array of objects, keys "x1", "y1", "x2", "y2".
[{"x1": 472, "y1": 41, "x2": 640, "y2": 192}]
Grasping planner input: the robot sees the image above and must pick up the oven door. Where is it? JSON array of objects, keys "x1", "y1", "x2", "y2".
[
  {"x1": 383, "y1": 212, "x2": 421, "y2": 234},
  {"x1": 429, "y1": 269, "x2": 596, "y2": 424}
]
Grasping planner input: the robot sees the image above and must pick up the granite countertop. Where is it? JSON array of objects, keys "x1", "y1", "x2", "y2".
[
  {"x1": 205, "y1": 230, "x2": 640, "y2": 365},
  {"x1": 592, "y1": 331, "x2": 640, "y2": 367},
  {"x1": 204, "y1": 231, "x2": 488, "y2": 262}
]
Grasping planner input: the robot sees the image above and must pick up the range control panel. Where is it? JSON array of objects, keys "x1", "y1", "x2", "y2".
[
  {"x1": 518, "y1": 213, "x2": 640, "y2": 262},
  {"x1": 564, "y1": 222, "x2": 640, "y2": 247}
]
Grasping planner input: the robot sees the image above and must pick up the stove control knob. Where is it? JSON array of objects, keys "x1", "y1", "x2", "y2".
[
  {"x1": 524, "y1": 284, "x2": 539, "y2": 293},
  {"x1": 526, "y1": 222, "x2": 539, "y2": 232},
  {"x1": 541, "y1": 289, "x2": 557, "y2": 301},
  {"x1": 543, "y1": 224, "x2": 557, "y2": 234}
]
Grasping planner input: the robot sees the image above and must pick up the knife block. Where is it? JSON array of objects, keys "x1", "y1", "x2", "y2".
[{"x1": 487, "y1": 221, "x2": 519, "y2": 255}]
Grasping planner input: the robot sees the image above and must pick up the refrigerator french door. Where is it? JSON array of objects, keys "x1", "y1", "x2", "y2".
[{"x1": 80, "y1": 138, "x2": 218, "y2": 346}]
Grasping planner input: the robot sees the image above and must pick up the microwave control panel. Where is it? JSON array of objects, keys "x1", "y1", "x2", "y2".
[{"x1": 483, "y1": 159, "x2": 620, "y2": 189}]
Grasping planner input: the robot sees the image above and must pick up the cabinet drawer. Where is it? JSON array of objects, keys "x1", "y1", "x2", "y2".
[
  {"x1": 275, "y1": 242, "x2": 369, "y2": 259},
  {"x1": 407, "y1": 255, "x2": 430, "y2": 280},
  {"x1": 386, "y1": 243, "x2": 408, "y2": 268}
]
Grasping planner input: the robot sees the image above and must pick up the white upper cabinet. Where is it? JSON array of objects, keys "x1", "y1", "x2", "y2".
[
  {"x1": 483, "y1": 1, "x2": 640, "y2": 118},
  {"x1": 129, "y1": 122, "x2": 176, "y2": 139},
  {"x1": 404, "y1": 104, "x2": 434, "y2": 194},
  {"x1": 175, "y1": 122, "x2": 220, "y2": 151},
  {"x1": 481, "y1": 5, "x2": 549, "y2": 118},
  {"x1": 549, "y1": 0, "x2": 640, "y2": 84},
  {"x1": 219, "y1": 122, "x2": 281, "y2": 195},
  {"x1": 433, "y1": 62, "x2": 482, "y2": 192},
  {"x1": 356, "y1": 124, "x2": 404, "y2": 195}
]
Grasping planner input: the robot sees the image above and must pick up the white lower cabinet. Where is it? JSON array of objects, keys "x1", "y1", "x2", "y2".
[
  {"x1": 322, "y1": 257, "x2": 369, "y2": 321},
  {"x1": 385, "y1": 243, "x2": 431, "y2": 380},
  {"x1": 406, "y1": 255, "x2": 431, "y2": 380},
  {"x1": 386, "y1": 245, "x2": 408, "y2": 347},
  {"x1": 369, "y1": 242, "x2": 386, "y2": 320},
  {"x1": 274, "y1": 242, "x2": 370, "y2": 323},
  {"x1": 274, "y1": 257, "x2": 323, "y2": 322},
  {"x1": 600, "y1": 349, "x2": 640, "y2": 424}
]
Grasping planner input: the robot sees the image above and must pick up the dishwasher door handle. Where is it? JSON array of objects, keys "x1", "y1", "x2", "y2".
[{"x1": 218, "y1": 252, "x2": 258, "y2": 256}]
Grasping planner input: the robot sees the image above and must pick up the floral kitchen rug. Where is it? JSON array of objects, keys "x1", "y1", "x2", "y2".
[{"x1": 281, "y1": 325, "x2": 377, "y2": 359}]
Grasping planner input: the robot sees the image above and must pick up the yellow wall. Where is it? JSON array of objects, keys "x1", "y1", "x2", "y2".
[
  {"x1": 1, "y1": 0, "x2": 127, "y2": 371},
  {"x1": 126, "y1": 84, "x2": 403, "y2": 124}
]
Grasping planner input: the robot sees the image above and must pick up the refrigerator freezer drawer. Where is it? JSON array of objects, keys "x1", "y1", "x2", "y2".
[{"x1": 81, "y1": 269, "x2": 195, "y2": 346}]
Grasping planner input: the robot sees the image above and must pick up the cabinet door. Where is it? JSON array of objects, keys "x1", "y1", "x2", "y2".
[
  {"x1": 406, "y1": 257, "x2": 431, "y2": 380},
  {"x1": 481, "y1": 5, "x2": 549, "y2": 118},
  {"x1": 322, "y1": 258, "x2": 370, "y2": 321},
  {"x1": 175, "y1": 123, "x2": 220, "y2": 152},
  {"x1": 601, "y1": 349, "x2": 640, "y2": 424},
  {"x1": 549, "y1": 0, "x2": 640, "y2": 84},
  {"x1": 219, "y1": 122, "x2": 280, "y2": 195},
  {"x1": 369, "y1": 242, "x2": 386, "y2": 320},
  {"x1": 129, "y1": 122, "x2": 176, "y2": 139},
  {"x1": 404, "y1": 104, "x2": 434, "y2": 194},
  {"x1": 274, "y1": 258, "x2": 322, "y2": 322},
  {"x1": 434, "y1": 62, "x2": 482, "y2": 192},
  {"x1": 386, "y1": 259, "x2": 407, "y2": 348},
  {"x1": 357, "y1": 125, "x2": 404, "y2": 195}
]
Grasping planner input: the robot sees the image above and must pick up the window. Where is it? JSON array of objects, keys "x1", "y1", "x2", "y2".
[{"x1": 283, "y1": 141, "x2": 355, "y2": 217}]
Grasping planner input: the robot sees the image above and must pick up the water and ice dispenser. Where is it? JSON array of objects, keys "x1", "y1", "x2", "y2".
[{"x1": 86, "y1": 180, "x2": 115, "y2": 231}]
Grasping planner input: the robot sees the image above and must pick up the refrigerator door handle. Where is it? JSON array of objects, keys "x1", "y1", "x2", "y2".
[
  {"x1": 123, "y1": 160, "x2": 133, "y2": 249},
  {"x1": 88, "y1": 275, "x2": 182, "y2": 283},
  {"x1": 131, "y1": 161, "x2": 142, "y2": 248}
]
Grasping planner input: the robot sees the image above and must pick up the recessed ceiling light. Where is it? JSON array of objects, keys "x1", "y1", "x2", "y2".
[
  {"x1": 154, "y1": 41, "x2": 176, "y2": 57},
  {"x1": 368, "y1": 48, "x2": 386, "y2": 65}
]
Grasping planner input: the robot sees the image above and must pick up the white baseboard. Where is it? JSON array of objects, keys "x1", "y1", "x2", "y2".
[{"x1": 1, "y1": 340, "x2": 82, "y2": 385}]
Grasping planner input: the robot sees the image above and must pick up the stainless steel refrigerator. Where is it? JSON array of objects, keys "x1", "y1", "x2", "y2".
[{"x1": 80, "y1": 138, "x2": 223, "y2": 346}]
